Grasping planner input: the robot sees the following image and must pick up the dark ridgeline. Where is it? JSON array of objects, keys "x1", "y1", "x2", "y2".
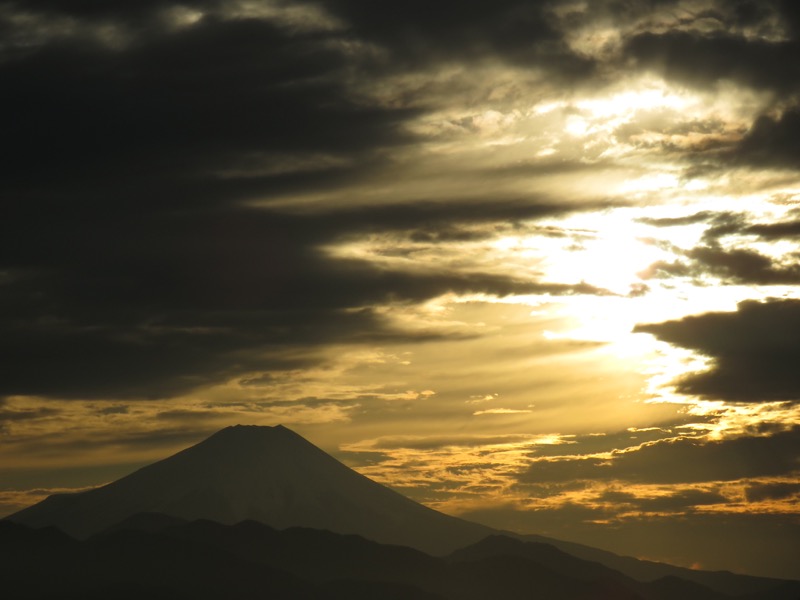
[
  {"x1": 4, "y1": 425, "x2": 798, "y2": 600},
  {"x1": 4, "y1": 519, "x2": 799, "y2": 600},
  {"x1": 7, "y1": 424, "x2": 493, "y2": 554}
]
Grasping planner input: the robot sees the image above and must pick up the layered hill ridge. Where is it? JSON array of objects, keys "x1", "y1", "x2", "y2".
[
  {"x1": 7, "y1": 424, "x2": 492, "y2": 554},
  {"x1": 6, "y1": 425, "x2": 799, "y2": 599},
  {"x1": 3, "y1": 519, "x2": 797, "y2": 600}
]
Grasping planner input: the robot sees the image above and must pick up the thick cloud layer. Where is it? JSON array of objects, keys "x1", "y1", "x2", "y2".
[
  {"x1": 636, "y1": 300, "x2": 800, "y2": 402},
  {"x1": 734, "y1": 108, "x2": 800, "y2": 167},
  {"x1": 0, "y1": 0, "x2": 608, "y2": 400},
  {"x1": 3, "y1": 0, "x2": 799, "y2": 403},
  {"x1": 320, "y1": 0, "x2": 596, "y2": 77},
  {"x1": 522, "y1": 426, "x2": 800, "y2": 483}
]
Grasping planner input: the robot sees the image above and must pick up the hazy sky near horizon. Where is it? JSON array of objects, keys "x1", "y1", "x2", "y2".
[{"x1": 1, "y1": 0, "x2": 799, "y2": 579}]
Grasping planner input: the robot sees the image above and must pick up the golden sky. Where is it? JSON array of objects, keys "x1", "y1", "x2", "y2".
[{"x1": 1, "y1": 0, "x2": 799, "y2": 579}]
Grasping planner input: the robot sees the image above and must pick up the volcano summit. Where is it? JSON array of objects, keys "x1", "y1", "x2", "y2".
[{"x1": 8, "y1": 425, "x2": 492, "y2": 554}]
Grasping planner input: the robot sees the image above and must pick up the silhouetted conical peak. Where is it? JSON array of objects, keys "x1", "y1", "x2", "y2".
[{"x1": 8, "y1": 425, "x2": 492, "y2": 554}]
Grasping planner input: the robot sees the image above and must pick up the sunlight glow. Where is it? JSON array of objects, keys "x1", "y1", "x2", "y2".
[
  {"x1": 576, "y1": 85, "x2": 691, "y2": 118},
  {"x1": 619, "y1": 172, "x2": 680, "y2": 194}
]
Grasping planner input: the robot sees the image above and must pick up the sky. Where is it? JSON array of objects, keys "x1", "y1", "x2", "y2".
[{"x1": 1, "y1": 0, "x2": 799, "y2": 580}]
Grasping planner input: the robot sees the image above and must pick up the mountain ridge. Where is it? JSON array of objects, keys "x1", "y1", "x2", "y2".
[
  {"x1": 6, "y1": 424, "x2": 798, "y2": 597},
  {"x1": 7, "y1": 424, "x2": 493, "y2": 554},
  {"x1": 5, "y1": 517, "x2": 798, "y2": 600},
  {"x1": 2, "y1": 518, "x2": 772, "y2": 600}
]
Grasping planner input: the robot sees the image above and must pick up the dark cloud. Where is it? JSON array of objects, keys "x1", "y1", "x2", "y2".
[
  {"x1": 744, "y1": 481, "x2": 800, "y2": 502},
  {"x1": 0, "y1": 196, "x2": 608, "y2": 400},
  {"x1": 699, "y1": 212, "x2": 751, "y2": 241},
  {"x1": 527, "y1": 425, "x2": 707, "y2": 459},
  {"x1": 0, "y1": 406, "x2": 60, "y2": 423},
  {"x1": 16, "y1": 425, "x2": 215, "y2": 454},
  {"x1": 0, "y1": 463, "x2": 146, "y2": 492},
  {"x1": 637, "y1": 209, "x2": 800, "y2": 284},
  {"x1": 0, "y1": 14, "x2": 412, "y2": 203},
  {"x1": 777, "y1": 0, "x2": 800, "y2": 37},
  {"x1": 520, "y1": 427, "x2": 800, "y2": 484},
  {"x1": 637, "y1": 211, "x2": 718, "y2": 228},
  {"x1": 0, "y1": 1, "x2": 796, "y2": 417},
  {"x1": 318, "y1": 0, "x2": 595, "y2": 78},
  {"x1": 596, "y1": 488, "x2": 729, "y2": 512},
  {"x1": 746, "y1": 219, "x2": 800, "y2": 240},
  {"x1": 635, "y1": 299, "x2": 800, "y2": 402},
  {"x1": 731, "y1": 107, "x2": 800, "y2": 168},
  {"x1": 716, "y1": 0, "x2": 777, "y2": 28},
  {"x1": 623, "y1": 30, "x2": 800, "y2": 96},
  {"x1": 0, "y1": 302, "x2": 341, "y2": 400},
  {"x1": 3, "y1": 0, "x2": 598, "y2": 83},
  {"x1": 155, "y1": 409, "x2": 234, "y2": 421},
  {"x1": 0, "y1": 0, "x2": 209, "y2": 21},
  {"x1": 640, "y1": 209, "x2": 800, "y2": 244},
  {"x1": 618, "y1": 1, "x2": 800, "y2": 178},
  {"x1": 642, "y1": 244, "x2": 800, "y2": 284},
  {"x1": 686, "y1": 245, "x2": 800, "y2": 284},
  {"x1": 0, "y1": 0, "x2": 619, "y2": 402}
]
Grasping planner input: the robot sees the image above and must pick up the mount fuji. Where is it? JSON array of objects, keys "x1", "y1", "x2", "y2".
[
  {"x1": 6, "y1": 425, "x2": 799, "y2": 599},
  {"x1": 8, "y1": 424, "x2": 492, "y2": 554}
]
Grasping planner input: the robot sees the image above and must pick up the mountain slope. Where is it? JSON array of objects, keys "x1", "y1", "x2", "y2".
[
  {"x1": 6, "y1": 424, "x2": 798, "y2": 598},
  {"x1": 6, "y1": 518, "x2": 799, "y2": 600},
  {"x1": 448, "y1": 535, "x2": 732, "y2": 600},
  {"x1": 0, "y1": 520, "x2": 375, "y2": 600},
  {"x1": 0, "y1": 519, "x2": 641, "y2": 600},
  {"x1": 520, "y1": 533, "x2": 795, "y2": 597},
  {"x1": 7, "y1": 424, "x2": 492, "y2": 554}
]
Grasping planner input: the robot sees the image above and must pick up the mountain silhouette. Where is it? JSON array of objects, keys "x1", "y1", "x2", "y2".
[
  {"x1": 149, "y1": 521, "x2": 645, "y2": 599},
  {"x1": 5, "y1": 425, "x2": 799, "y2": 600},
  {"x1": 0, "y1": 519, "x2": 329, "y2": 600},
  {"x1": 7, "y1": 424, "x2": 492, "y2": 554},
  {"x1": 4, "y1": 518, "x2": 799, "y2": 600},
  {"x1": 517, "y1": 532, "x2": 796, "y2": 596},
  {"x1": 447, "y1": 535, "x2": 738, "y2": 600}
]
